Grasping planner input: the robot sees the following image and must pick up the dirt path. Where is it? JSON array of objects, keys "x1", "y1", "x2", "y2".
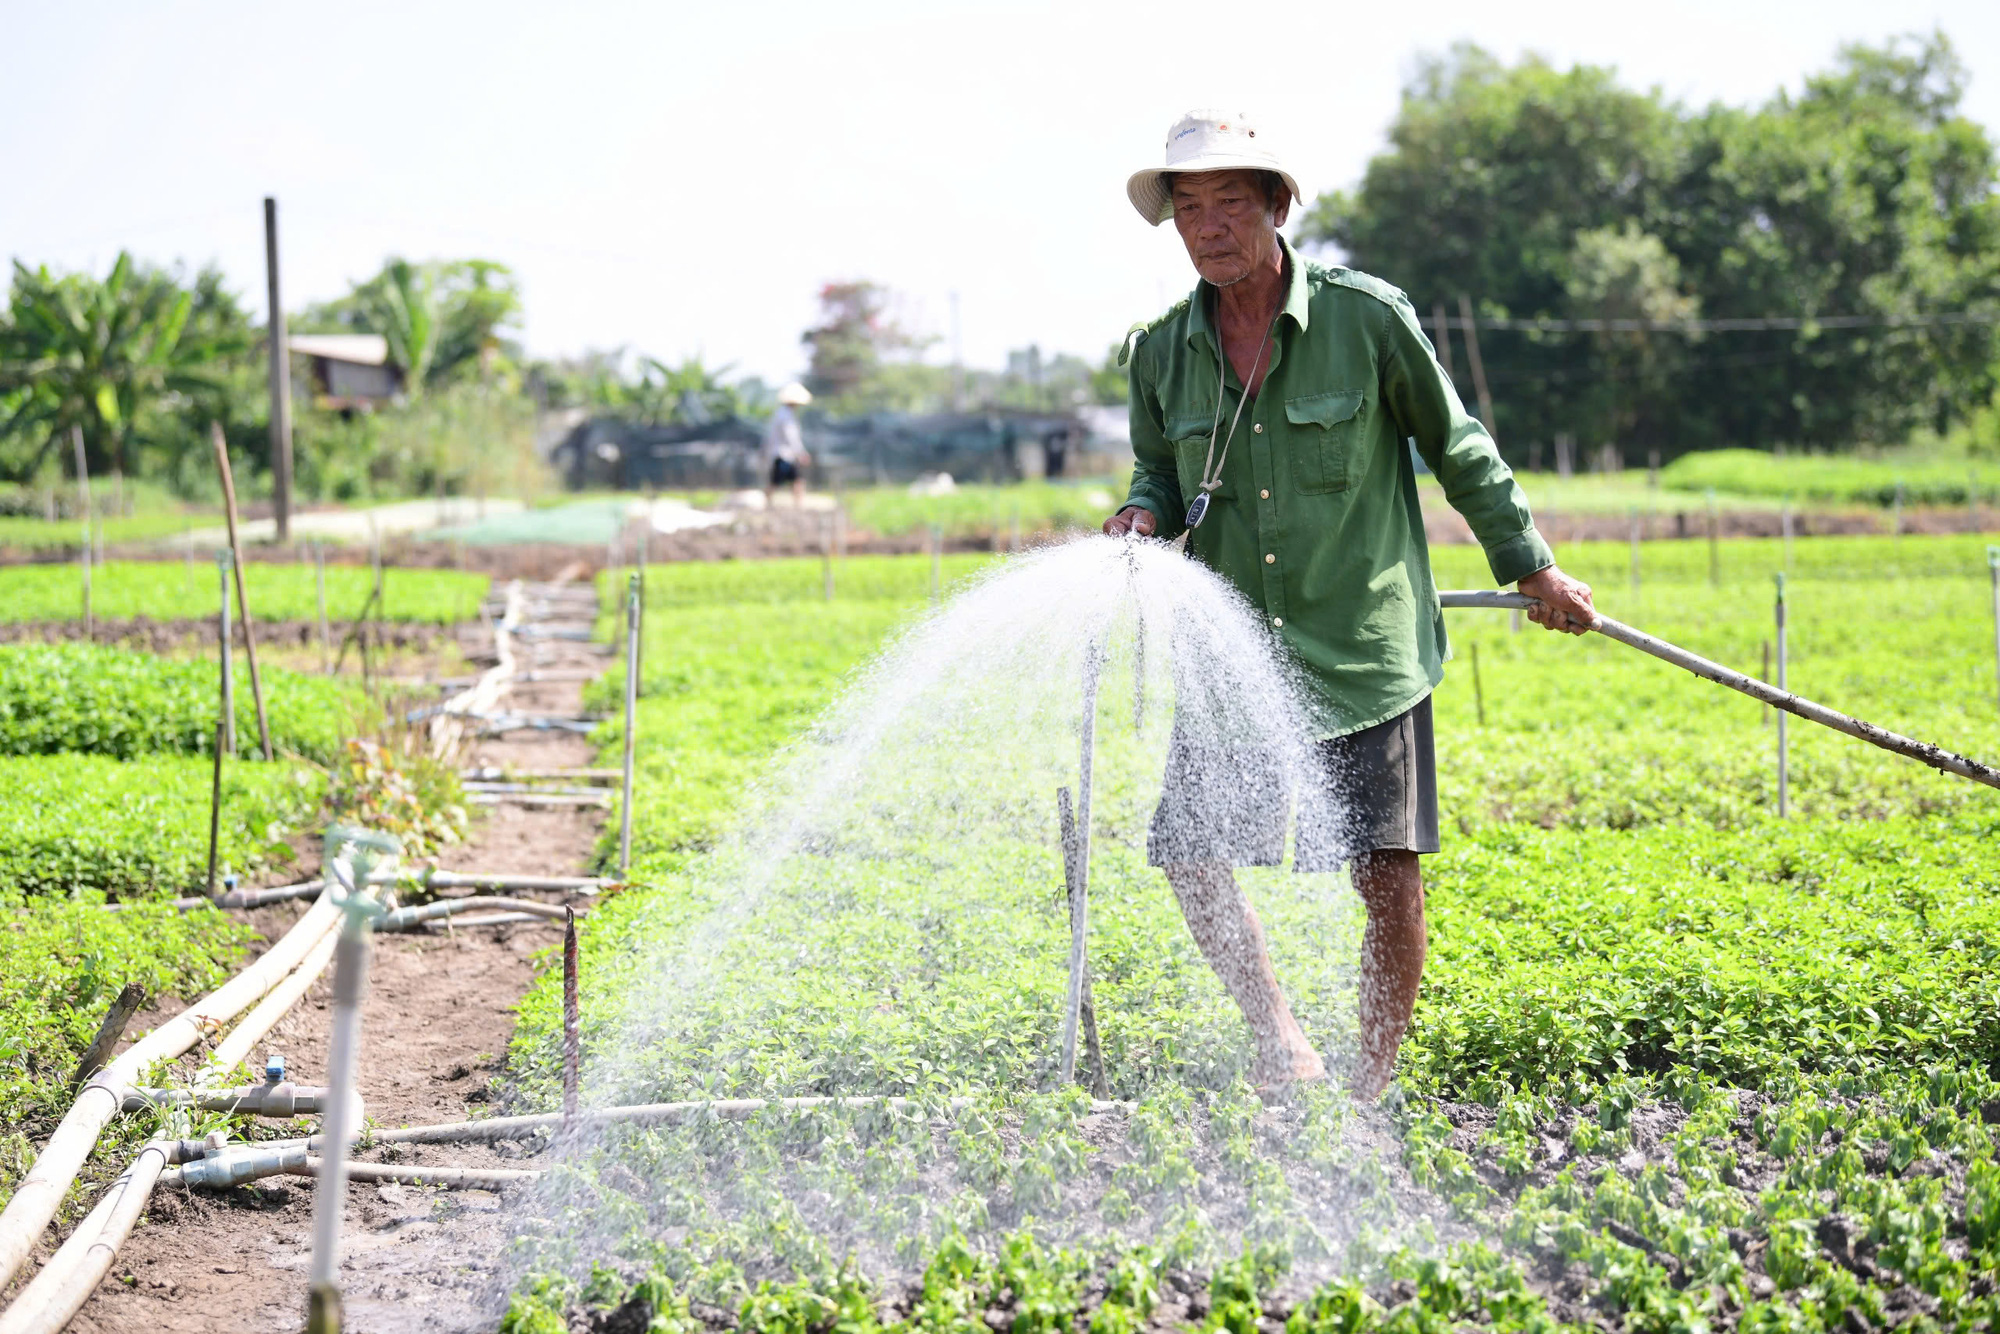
[{"x1": 71, "y1": 579, "x2": 610, "y2": 1334}]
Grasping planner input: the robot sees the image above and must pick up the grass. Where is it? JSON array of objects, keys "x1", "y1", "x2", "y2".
[
  {"x1": 497, "y1": 534, "x2": 2000, "y2": 1332},
  {"x1": 0, "y1": 559, "x2": 488, "y2": 624}
]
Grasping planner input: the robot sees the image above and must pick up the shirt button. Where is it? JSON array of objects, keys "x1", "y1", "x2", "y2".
[
  {"x1": 1264, "y1": 553, "x2": 1276, "y2": 564},
  {"x1": 1272, "y1": 616, "x2": 1283, "y2": 627},
  {"x1": 1253, "y1": 422, "x2": 1264, "y2": 433},
  {"x1": 1259, "y1": 489, "x2": 1270, "y2": 499}
]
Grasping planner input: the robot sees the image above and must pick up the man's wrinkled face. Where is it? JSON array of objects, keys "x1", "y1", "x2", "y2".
[{"x1": 1170, "y1": 170, "x2": 1290, "y2": 288}]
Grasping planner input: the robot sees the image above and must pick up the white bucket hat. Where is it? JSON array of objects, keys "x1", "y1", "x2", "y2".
[
  {"x1": 1126, "y1": 109, "x2": 1304, "y2": 227},
  {"x1": 777, "y1": 381, "x2": 813, "y2": 407}
]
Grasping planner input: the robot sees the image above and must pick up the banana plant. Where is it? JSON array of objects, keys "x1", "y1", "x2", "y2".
[{"x1": 0, "y1": 253, "x2": 246, "y2": 482}]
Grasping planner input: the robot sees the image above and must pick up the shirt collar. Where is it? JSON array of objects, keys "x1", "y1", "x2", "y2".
[{"x1": 1185, "y1": 234, "x2": 1311, "y2": 350}]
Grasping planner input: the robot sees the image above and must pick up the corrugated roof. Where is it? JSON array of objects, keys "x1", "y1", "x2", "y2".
[{"x1": 287, "y1": 333, "x2": 390, "y2": 366}]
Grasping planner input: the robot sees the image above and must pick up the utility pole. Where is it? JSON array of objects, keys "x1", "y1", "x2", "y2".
[
  {"x1": 264, "y1": 197, "x2": 294, "y2": 544},
  {"x1": 949, "y1": 291, "x2": 964, "y2": 412}
]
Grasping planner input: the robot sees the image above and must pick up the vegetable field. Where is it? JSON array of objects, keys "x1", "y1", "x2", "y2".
[
  {"x1": 0, "y1": 559, "x2": 487, "y2": 624},
  {"x1": 499, "y1": 533, "x2": 2000, "y2": 1333}
]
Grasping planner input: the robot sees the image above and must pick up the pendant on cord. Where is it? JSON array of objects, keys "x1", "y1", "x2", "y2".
[{"x1": 1185, "y1": 493, "x2": 1211, "y2": 529}]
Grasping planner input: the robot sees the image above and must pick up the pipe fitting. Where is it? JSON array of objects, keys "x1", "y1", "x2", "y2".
[
  {"x1": 176, "y1": 1144, "x2": 308, "y2": 1190},
  {"x1": 122, "y1": 1082, "x2": 330, "y2": 1116}
]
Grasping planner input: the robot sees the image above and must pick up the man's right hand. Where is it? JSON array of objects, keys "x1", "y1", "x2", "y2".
[{"x1": 1103, "y1": 506, "x2": 1157, "y2": 537}]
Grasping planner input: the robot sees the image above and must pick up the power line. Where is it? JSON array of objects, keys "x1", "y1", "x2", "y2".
[{"x1": 1444, "y1": 311, "x2": 2000, "y2": 333}]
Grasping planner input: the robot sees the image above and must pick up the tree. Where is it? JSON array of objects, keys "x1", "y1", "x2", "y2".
[
  {"x1": 301, "y1": 258, "x2": 523, "y2": 395},
  {"x1": 1301, "y1": 33, "x2": 2000, "y2": 458},
  {"x1": 800, "y1": 282, "x2": 934, "y2": 410},
  {"x1": 0, "y1": 253, "x2": 248, "y2": 483}
]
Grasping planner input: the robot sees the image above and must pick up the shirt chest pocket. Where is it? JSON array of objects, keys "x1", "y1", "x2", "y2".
[
  {"x1": 1163, "y1": 408, "x2": 1215, "y2": 497},
  {"x1": 1285, "y1": 389, "x2": 1365, "y2": 495}
]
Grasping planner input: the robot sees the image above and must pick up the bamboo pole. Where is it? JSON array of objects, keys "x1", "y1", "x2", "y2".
[
  {"x1": 209, "y1": 423, "x2": 273, "y2": 760},
  {"x1": 69, "y1": 985, "x2": 145, "y2": 1090},
  {"x1": 216, "y1": 550, "x2": 234, "y2": 754},
  {"x1": 1437, "y1": 591, "x2": 2000, "y2": 791}
]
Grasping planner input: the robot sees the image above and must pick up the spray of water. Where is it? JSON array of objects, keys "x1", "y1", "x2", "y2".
[{"x1": 489, "y1": 535, "x2": 1444, "y2": 1313}]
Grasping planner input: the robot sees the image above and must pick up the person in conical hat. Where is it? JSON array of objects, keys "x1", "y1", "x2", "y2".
[
  {"x1": 763, "y1": 381, "x2": 814, "y2": 508},
  {"x1": 1105, "y1": 110, "x2": 1599, "y2": 1101}
]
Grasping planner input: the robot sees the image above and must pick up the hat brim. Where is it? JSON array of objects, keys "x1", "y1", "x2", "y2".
[{"x1": 1126, "y1": 157, "x2": 1304, "y2": 227}]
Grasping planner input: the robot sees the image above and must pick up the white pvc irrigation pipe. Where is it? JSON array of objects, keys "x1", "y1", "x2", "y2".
[
  {"x1": 276, "y1": 1094, "x2": 1135, "y2": 1154},
  {"x1": 375, "y1": 897, "x2": 572, "y2": 931},
  {"x1": 0, "y1": 885, "x2": 343, "y2": 1293},
  {"x1": 1437, "y1": 591, "x2": 2000, "y2": 790},
  {"x1": 0, "y1": 1141, "x2": 170, "y2": 1334}
]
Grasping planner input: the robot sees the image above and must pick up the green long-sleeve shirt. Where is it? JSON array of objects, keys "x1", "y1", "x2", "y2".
[{"x1": 1121, "y1": 237, "x2": 1554, "y2": 737}]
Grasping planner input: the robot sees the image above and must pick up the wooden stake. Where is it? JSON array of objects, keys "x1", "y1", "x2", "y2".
[
  {"x1": 1056, "y1": 786, "x2": 1109, "y2": 1099},
  {"x1": 562, "y1": 906, "x2": 581, "y2": 1130},
  {"x1": 1456, "y1": 294, "x2": 1496, "y2": 437},
  {"x1": 207, "y1": 720, "x2": 226, "y2": 895},
  {"x1": 1057, "y1": 640, "x2": 1107, "y2": 1093},
  {"x1": 210, "y1": 422, "x2": 274, "y2": 760},
  {"x1": 71, "y1": 983, "x2": 146, "y2": 1089},
  {"x1": 217, "y1": 549, "x2": 235, "y2": 755}
]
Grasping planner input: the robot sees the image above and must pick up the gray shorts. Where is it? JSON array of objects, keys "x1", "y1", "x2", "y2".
[{"x1": 1146, "y1": 695, "x2": 1440, "y2": 872}]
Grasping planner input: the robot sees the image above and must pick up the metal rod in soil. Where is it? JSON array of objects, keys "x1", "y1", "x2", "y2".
[
  {"x1": 205, "y1": 729, "x2": 226, "y2": 908},
  {"x1": 563, "y1": 907, "x2": 581, "y2": 1130},
  {"x1": 71, "y1": 427, "x2": 93, "y2": 636},
  {"x1": 315, "y1": 541, "x2": 331, "y2": 675},
  {"x1": 1437, "y1": 591, "x2": 2000, "y2": 791},
  {"x1": 217, "y1": 549, "x2": 234, "y2": 753},
  {"x1": 1776, "y1": 575, "x2": 1789, "y2": 815},
  {"x1": 1058, "y1": 639, "x2": 1105, "y2": 1086},
  {"x1": 619, "y1": 574, "x2": 640, "y2": 876},
  {"x1": 1989, "y1": 547, "x2": 1999, "y2": 710},
  {"x1": 210, "y1": 422, "x2": 273, "y2": 760},
  {"x1": 1470, "y1": 641, "x2": 1486, "y2": 726}
]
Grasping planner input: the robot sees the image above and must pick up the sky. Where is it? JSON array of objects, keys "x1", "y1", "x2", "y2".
[{"x1": 3, "y1": 0, "x2": 1997, "y2": 385}]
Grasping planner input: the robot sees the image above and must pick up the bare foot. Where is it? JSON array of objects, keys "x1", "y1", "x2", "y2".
[
  {"x1": 1252, "y1": 1043, "x2": 1327, "y2": 1094},
  {"x1": 1347, "y1": 1051, "x2": 1395, "y2": 1103}
]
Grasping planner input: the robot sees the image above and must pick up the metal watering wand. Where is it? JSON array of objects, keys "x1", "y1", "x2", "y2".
[
  {"x1": 1437, "y1": 591, "x2": 2000, "y2": 791},
  {"x1": 306, "y1": 827, "x2": 398, "y2": 1334}
]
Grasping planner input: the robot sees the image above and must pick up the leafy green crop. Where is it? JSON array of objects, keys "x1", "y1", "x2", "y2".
[
  {"x1": 0, "y1": 559, "x2": 486, "y2": 624},
  {"x1": 0, "y1": 898, "x2": 252, "y2": 1200},
  {"x1": 0, "y1": 753, "x2": 322, "y2": 902},
  {"x1": 0, "y1": 643, "x2": 363, "y2": 762},
  {"x1": 506, "y1": 537, "x2": 2000, "y2": 1331},
  {"x1": 1660, "y1": 447, "x2": 1999, "y2": 508}
]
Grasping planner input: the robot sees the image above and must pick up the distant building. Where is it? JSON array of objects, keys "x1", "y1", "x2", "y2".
[
  {"x1": 288, "y1": 334, "x2": 403, "y2": 410},
  {"x1": 549, "y1": 406, "x2": 1135, "y2": 491}
]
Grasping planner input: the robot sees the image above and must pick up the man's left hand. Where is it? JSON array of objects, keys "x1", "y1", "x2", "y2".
[{"x1": 1518, "y1": 565, "x2": 1597, "y2": 635}]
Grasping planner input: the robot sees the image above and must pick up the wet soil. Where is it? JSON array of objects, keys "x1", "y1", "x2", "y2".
[{"x1": 66, "y1": 585, "x2": 608, "y2": 1334}]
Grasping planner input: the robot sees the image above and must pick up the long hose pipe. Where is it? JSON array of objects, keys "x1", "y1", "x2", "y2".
[
  {"x1": 1438, "y1": 591, "x2": 2000, "y2": 790},
  {"x1": 0, "y1": 883, "x2": 344, "y2": 1293}
]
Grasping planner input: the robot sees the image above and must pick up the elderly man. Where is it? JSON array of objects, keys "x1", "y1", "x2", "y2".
[{"x1": 1104, "y1": 110, "x2": 1597, "y2": 1100}]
